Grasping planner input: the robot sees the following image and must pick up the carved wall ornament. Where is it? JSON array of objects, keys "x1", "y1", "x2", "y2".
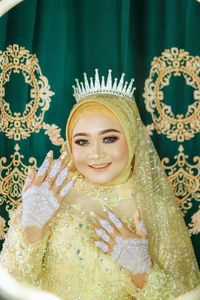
[
  {"x1": 43, "y1": 123, "x2": 65, "y2": 146},
  {"x1": 143, "y1": 48, "x2": 200, "y2": 142},
  {"x1": 0, "y1": 216, "x2": 6, "y2": 240},
  {"x1": 188, "y1": 207, "x2": 200, "y2": 236},
  {"x1": 162, "y1": 145, "x2": 200, "y2": 214},
  {"x1": 0, "y1": 44, "x2": 55, "y2": 140},
  {"x1": 0, "y1": 144, "x2": 37, "y2": 209}
]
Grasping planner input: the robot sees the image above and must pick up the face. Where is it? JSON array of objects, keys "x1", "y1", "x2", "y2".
[{"x1": 71, "y1": 114, "x2": 129, "y2": 185}]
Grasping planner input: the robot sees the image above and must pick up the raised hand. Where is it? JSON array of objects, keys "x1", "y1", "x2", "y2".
[
  {"x1": 21, "y1": 150, "x2": 76, "y2": 230},
  {"x1": 91, "y1": 208, "x2": 152, "y2": 275}
]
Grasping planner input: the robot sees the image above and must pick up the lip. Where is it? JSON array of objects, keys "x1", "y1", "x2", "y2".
[{"x1": 89, "y1": 162, "x2": 112, "y2": 170}]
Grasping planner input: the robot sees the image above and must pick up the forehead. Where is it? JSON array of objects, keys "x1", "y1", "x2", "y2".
[{"x1": 72, "y1": 114, "x2": 124, "y2": 135}]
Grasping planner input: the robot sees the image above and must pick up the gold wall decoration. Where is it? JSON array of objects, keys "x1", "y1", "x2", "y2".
[
  {"x1": 0, "y1": 44, "x2": 55, "y2": 140},
  {"x1": 43, "y1": 123, "x2": 65, "y2": 146},
  {"x1": 0, "y1": 144, "x2": 37, "y2": 210},
  {"x1": 162, "y1": 145, "x2": 200, "y2": 214},
  {"x1": 0, "y1": 216, "x2": 6, "y2": 240},
  {"x1": 143, "y1": 48, "x2": 200, "y2": 142},
  {"x1": 188, "y1": 207, "x2": 200, "y2": 236}
]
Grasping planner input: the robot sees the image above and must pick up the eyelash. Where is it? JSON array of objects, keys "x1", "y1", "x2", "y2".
[{"x1": 74, "y1": 136, "x2": 119, "y2": 147}]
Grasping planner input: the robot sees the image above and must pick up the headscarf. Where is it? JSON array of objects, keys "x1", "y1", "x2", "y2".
[{"x1": 66, "y1": 94, "x2": 138, "y2": 185}]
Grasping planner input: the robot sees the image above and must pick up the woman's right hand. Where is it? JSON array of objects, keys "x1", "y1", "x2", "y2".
[{"x1": 21, "y1": 150, "x2": 76, "y2": 239}]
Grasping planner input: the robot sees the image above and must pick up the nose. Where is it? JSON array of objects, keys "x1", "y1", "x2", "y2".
[{"x1": 87, "y1": 141, "x2": 106, "y2": 160}]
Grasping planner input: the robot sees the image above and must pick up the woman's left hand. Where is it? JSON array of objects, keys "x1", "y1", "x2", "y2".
[{"x1": 91, "y1": 208, "x2": 152, "y2": 276}]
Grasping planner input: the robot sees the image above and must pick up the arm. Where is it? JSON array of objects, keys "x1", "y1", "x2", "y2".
[
  {"x1": 135, "y1": 263, "x2": 180, "y2": 299},
  {"x1": 0, "y1": 206, "x2": 49, "y2": 286},
  {"x1": 0, "y1": 151, "x2": 75, "y2": 286}
]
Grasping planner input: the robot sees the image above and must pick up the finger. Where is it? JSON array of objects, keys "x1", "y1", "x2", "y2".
[
  {"x1": 136, "y1": 220, "x2": 148, "y2": 238},
  {"x1": 94, "y1": 241, "x2": 110, "y2": 254},
  {"x1": 22, "y1": 167, "x2": 36, "y2": 192},
  {"x1": 52, "y1": 160, "x2": 73, "y2": 193},
  {"x1": 96, "y1": 216, "x2": 115, "y2": 235},
  {"x1": 59, "y1": 175, "x2": 77, "y2": 200},
  {"x1": 105, "y1": 206, "x2": 132, "y2": 236},
  {"x1": 107, "y1": 211, "x2": 123, "y2": 230},
  {"x1": 46, "y1": 153, "x2": 69, "y2": 187},
  {"x1": 92, "y1": 210, "x2": 120, "y2": 238},
  {"x1": 134, "y1": 209, "x2": 147, "y2": 238},
  {"x1": 34, "y1": 150, "x2": 53, "y2": 186},
  {"x1": 95, "y1": 227, "x2": 110, "y2": 243}
]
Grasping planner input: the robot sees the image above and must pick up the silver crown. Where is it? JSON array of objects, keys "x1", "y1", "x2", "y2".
[{"x1": 73, "y1": 69, "x2": 136, "y2": 102}]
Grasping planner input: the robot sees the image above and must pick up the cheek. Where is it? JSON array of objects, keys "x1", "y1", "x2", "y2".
[
  {"x1": 109, "y1": 140, "x2": 128, "y2": 162},
  {"x1": 71, "y1": 145, "x2": 86, "y2": 166}
]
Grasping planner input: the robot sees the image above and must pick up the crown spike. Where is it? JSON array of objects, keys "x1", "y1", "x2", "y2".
[
  {"x1": 101, "y1": 76, "x2": 106, "y2": 90},
  {"x1": 80, "y1": 82, "x2": 86, "y2": 93},
  {"x1": 117, "y1": 73, "x2": 125, "y2": 91},
  {"x1": 89, "y1": 77, "x2": 94, "y2": 90},
  {"x1": 126, "y1": 78, "x2": 135, "y2": 94},
  {"x1": 75, "y1": 79, "x2": 82, "y2": 94},
  {"x1": 94, "y1": 69, "x2": 100, "y2": 90},
  {"x1": 122, "y1": 81, "x2": 128, "y2": 93},
  {"x1": 131, "y1": 87, "x2": 136, "y2": 96},
  {"x1": 83, "y1": 73, "x2": 90, "y2": 92},
  {"x1": 106, "y1": 69, "x2": 112, "y2": 90},
  {"x1": 113, "y1": 78, "x2": 118, "y2": 90}
]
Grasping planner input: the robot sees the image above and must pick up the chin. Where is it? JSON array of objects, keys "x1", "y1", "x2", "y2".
[{"x1": 84, "y1": 174, "x2": 116, "y2": 185}]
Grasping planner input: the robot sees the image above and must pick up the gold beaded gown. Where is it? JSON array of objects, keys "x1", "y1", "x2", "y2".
[{"x1": 0, "y1": 95, "x2": 200, "y2": 300}]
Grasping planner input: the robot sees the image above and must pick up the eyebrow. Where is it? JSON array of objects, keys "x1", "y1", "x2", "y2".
[{"x1": 73, "y1": 129, "x2": 122, "y2": 138}]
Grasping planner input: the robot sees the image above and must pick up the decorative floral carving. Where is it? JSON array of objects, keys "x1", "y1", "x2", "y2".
[
  {"x1": 162, "y1": 145, "x2": 200, "y2": 214},
  {"x1": 0, "y1": 216, "x2": 6, "y2": 240},
  {"x1": 143, "y1": 48, "x2": 200, "y2": 142},
  {"x1": 0, "y1": 144, "x2": 37, "y2": 207},
  {"x1": 43, "y1": 123, "x2": 65, "y2": 146},
  {"x1": 188, "y1": 207, "x2": 200, "y2": 236},
  {"x1": 0, "y1": 44, "x2": 55, "y2": 140}
]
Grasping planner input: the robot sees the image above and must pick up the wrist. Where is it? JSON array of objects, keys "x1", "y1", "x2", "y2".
[
  {"x1": 131, "y1": 272, "x2": 148, "y2": 289},
  {"x1": 24, "y1": 226, "x2": 46, "y2": 243}
]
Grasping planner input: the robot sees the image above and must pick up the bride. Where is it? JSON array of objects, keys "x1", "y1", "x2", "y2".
[{"x1": 0, "y1": 70, "x2": 199, "y2": 299}]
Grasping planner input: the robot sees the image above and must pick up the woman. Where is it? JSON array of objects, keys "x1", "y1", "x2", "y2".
[{"x1": 0, "y1": 70, "x2": 199, "y2": 299}]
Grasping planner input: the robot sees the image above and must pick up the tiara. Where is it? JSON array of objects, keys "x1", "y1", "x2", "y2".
[{"x1": 72, "y1": 69, "x2": 136, "y2": 102}]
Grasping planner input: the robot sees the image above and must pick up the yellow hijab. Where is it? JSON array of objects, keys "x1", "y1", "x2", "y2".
[{"x1": 66, "y1": 94, "x2": 138, "y2": 185}]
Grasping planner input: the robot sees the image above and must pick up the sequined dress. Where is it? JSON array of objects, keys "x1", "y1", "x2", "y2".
[{"x1": 0, "y1": 176, "x2": 199, "y2": 300}]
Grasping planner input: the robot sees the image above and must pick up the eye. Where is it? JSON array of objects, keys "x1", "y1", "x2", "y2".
[
  {"x1": 74, "y1": 139, "x2": 90, "y2": 146},
  {"x1": 103, "y1": 136, "x2": 119, "y2": 144}
]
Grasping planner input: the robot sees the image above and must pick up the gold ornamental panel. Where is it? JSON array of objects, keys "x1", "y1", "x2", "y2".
[
  {"x1": 0, "y1": 44, "x2": 54, "y2": 140},
  {"x1": 162, "y1": 145, "x2": 200, "y2": 214},
  {"x1": 188, "y1": 206, "x2": 200, "y2": 236},
  {"x1": 0, "y1": 144, "x2": 37, "y2": 208},
  {"x1": 143, "y1": 48, "x2": 200, "y2": 142}
]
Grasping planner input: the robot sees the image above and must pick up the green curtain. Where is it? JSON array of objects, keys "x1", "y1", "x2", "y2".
[{"x1": 0, "y1": 0, "x2": 200, "y2": 266}]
